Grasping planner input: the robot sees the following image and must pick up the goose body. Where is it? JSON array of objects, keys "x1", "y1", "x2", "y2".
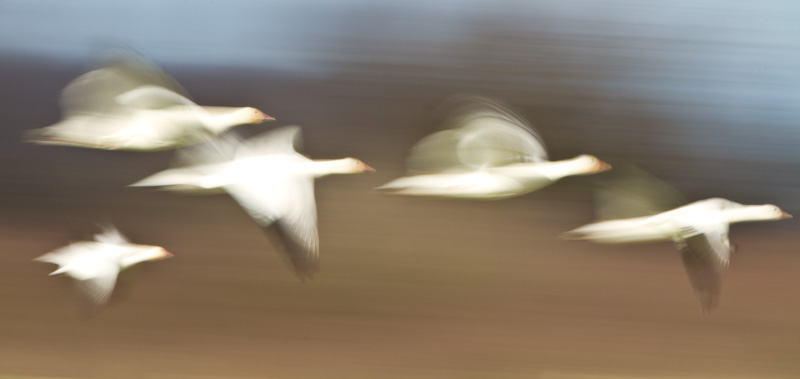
[
  {"x1": 564, "y1": 197, "x2": 792, "y2": 311},
  {"x1": 380, "y1": 156, "x2": 609, "y2": 200},
  {"x1": 131, "y1": 126, "x2": 374, "y2": 280},
  {"x1": 376, "y1": 97, "x2": 610, "y2": 199},
  {"x1": 26, "y1": 52, "x2": 273, "y2": 151},
  {"x1": 35, "y1": 226, "x2": 172, "y2": 306}
]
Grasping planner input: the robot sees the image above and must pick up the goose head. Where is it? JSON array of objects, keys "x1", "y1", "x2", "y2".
[
  {"x1": 748, "y1": 204, "x2": 792, "y2": 220},
  {"x1": 205, "y1": 107, "x2": 275, "y2": 135},
  {"x1": 120, "y1": 245, "x2": 173, "y2": 268},
  {"x1": 337, "y1": 157, "x2": 376, "y2": 174},
  {"x1": 313, "y1": 157, "x2": 376, "y2": 176},
  {"x1": 573, "y1": 154, "x2": 612, "y2": 174},
  {"x1": 235, "y1": 107, "x2": 275, "y2": 124},
  {"x1": 724, "y1": 204, "x2": 792, "y2": 224}
]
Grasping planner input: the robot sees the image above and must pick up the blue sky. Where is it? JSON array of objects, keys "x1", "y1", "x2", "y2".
[{"x1": 2, "y1": 0, "x2": 798, "y2": 165}]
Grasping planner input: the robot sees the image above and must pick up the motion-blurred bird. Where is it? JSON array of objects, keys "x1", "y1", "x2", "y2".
[
  {"x1": 562, "y1": 171, "x2": 792, "y2": 312},
  {"x1": 130, "y1": 126, "x2": 374, "y2": 280},
  {"x1": 26, "y1": 51, "x2": 273, "y2": 151},
  {"x1": 35, "y1": 226, "x2": 172, "y2": 306},
  {"x1": 376, "y1": 96, "x2": 610, "y2": 199}
]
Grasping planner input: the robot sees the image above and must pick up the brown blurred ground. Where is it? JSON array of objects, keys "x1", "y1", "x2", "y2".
[{"x1": 0, "y1": 57, "x2": 798, "y2": 379}]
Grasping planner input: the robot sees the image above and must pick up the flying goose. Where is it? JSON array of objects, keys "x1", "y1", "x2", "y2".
[
  {"x1": 563, "y1": 166, "x2": 791, "y2": 311},
  {"x1": 36, "y1": 226, "x2": 172, "y2": 306},
  {"x1": 376, "y1": 96, "x2": 610, "y2": 199},
  {"x1": 26, "y1": 51, "x2": 273, "y2": 151},
  {"x1": 131, "y1": 126, "x2": 374, "y2": 280}
]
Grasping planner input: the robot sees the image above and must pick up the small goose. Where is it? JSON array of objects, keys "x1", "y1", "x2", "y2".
[
  {"x1": 130, "y1": 125, "x2": 374, "y2": 280},
  {"x1": 26, "y1": 51, "x2": 273, "y2": 151},
  {"x1": 35, "y1": 226, "x2": 172, "y2": 306},
  {"x1": 376, "y1": 96, "x2": 610, "y2": 199},
  {"x1": 563, "y1": 194, "x2": 792, "y2": 312}
]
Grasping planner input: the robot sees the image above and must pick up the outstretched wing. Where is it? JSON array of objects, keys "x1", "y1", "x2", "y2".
[
  {"x1": 60, "y1": 50, "x2": 190, "y2": 116},
  {"x1": 238, "y1": 125, "x2": 304, "y2": 158},
  {"x1": 74, "y1": 270, "x2": 119, "y2": 307},
  {"x1": 173, "y1": 125, "x2": 302, "y2": 166},
  {"x1": 594, "y1": 163, "x2": 687, "y2": 220},
  {"x1": 113, "y1": 85, "x2": 198, "y2": 110},
  {"x1": 675, "y1": 224, "x2": 731, "y2": 312},
  {"x1": 227, "y1": 173, "x2": 319, "y2": 280},
  {"x1": 36, "y1": 243, "x2": 122, "y2": 307},
  {"x1": 407, "y1": 96, "x2": 546, "y2": 174},
  {"x1": 93, "y1": 225, "x2": 129, "y2": 245},
  {"x1": 167, "y1": 131, "x2": 246, "y2": 169}
]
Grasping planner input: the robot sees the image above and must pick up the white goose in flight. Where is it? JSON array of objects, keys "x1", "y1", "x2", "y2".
[
  {"x1": 26, "y1": 51, "x2": 273, "y2": 151},
  {"x1": 130, "y1": 126, "x2": 374, "y2": 280},
  {"x1": 36, "y1": 226, "x2": 172, "y2": 307},
  {"x1": 376, "y1": 96, "x2": 611, "y2": 199},
  {"x1": 563, "y1": 171, "x2": 792, "y2": 312}
]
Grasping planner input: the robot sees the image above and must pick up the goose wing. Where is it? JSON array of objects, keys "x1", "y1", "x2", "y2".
[
  {"x1": 93, "y1": 225, "x2": 129, "y2": 245},
  {"x1": 36, "y1": 244, "x2": 121, "y2": 307},
  {"x1": 594, "y1": 164, "x2": 687, "y2": 220},
  {"x1": 165, "y1": 125, "x2": 301, "y2": 170},
  {"x1": 237, "y1": 125, "x2": 303, "y2": 158},
  {"x1": 74, "y1": 269, "x2": 119, "y2": 307},
  {"x1": 113, "y1": 85, "x2": 198, "y2": 110},
  {"x1": 227, "y1": 171, "x2": 319, "y2": 280},
  {"x1": 675, "y1": 223, "x2": 730, "y2": 312},
  {"x1": 61, "y1": 50, "x2": 190, "y2": 116},
  {"x1": 407, "y1": 97, "x2": 546, "y2": 174}
]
